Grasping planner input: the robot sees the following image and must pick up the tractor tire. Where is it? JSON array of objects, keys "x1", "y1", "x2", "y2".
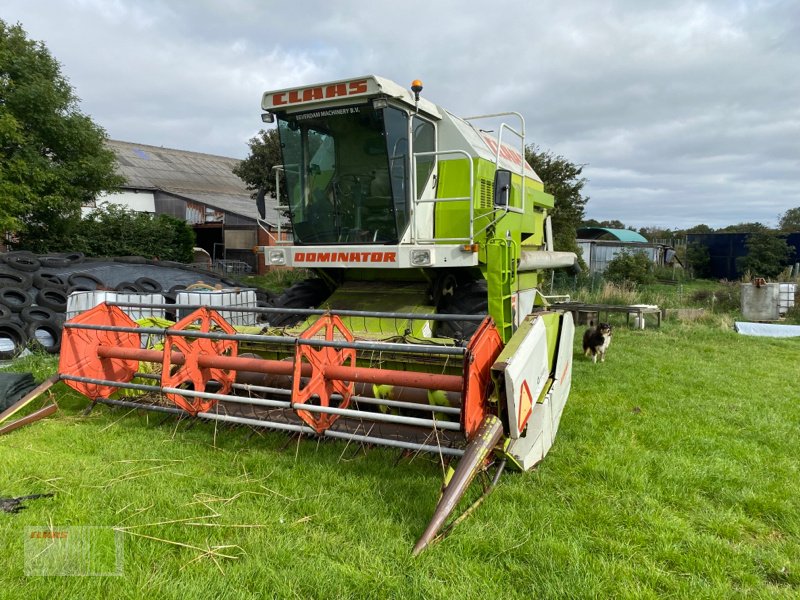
[
  {"x1": 33, "y1": 271, "x2": 69, "y2": 290},
  {"x1": 3, "y1": 253, "x2": 41, "y2": 272},
  {"x1": 21, "y1": 305, "x2": 57, "y2": 324},
  {"x1": 36, "y1": 288, "x2": 68, "y2": 313},
  {"x1": 0, "y1": 287, "x2": 33, "y2": 313},
  {"x1": 115, "y1": 281, "x2": 141, "y2": 293},
  {"x1": 135, "y1": 277, "x2": 162, "y2": 293},
  {"x1": 68, "y1": 271, "x2": 105, "y2": 290},
  {"x1": 0, "y1": 321, "x2": 28, "y2": 360},
  {"x1": 269, "y1": 279, "x2": 332, "y2": 327},
  {"x1": 435, "y1": 279, "x2": 489, "y2": 342},
  {"x1": 39, "y1": 252, "x2": 84, "y2": 268},
  {"x1": 26, "y1": 318, "x2": 62, "y2": 354},
  {"x1": 0, "y1": 267, "x2": 32, "y2": 289}
]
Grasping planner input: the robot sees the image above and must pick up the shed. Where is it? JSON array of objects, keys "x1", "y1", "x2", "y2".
[
  {"x1": 577, "y1": 227, "x2": 680, "y2": 275},
  {"x1": 576, "y1": 227, "x2": 649, "y2": 243},
  {"x1": 94, "y1": 140, "x2": 287, "y2": 274}
]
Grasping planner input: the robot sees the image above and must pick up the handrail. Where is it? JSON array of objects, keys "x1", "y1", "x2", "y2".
[
  {"x1": 411, "y1": 149, "x2": 474, "y2": 244},
  {"x1": 462, "y1": 112, "x2": 527, "y2": 215},
  {"x1": 269, "y1": 165, "x2": 294, "y2": 246}
]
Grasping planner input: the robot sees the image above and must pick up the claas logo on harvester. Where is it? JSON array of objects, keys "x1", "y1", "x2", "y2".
[{"x1": 268, "y1": 79, "x2": 369, "y2": 107}]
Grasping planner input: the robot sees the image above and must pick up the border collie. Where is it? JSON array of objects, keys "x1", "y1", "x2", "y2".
[{"x1": 582, "y1": 322, "x2": 612, "y2": 363}]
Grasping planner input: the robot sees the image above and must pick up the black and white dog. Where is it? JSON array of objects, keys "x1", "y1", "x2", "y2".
[{"x1": 582, "y1": 322, "x2": 612, "y2": 363}]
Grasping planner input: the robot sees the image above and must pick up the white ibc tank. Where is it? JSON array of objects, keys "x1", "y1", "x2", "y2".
[{"x1": 175, "y1": 289, "x2": 258, "y2": 326}]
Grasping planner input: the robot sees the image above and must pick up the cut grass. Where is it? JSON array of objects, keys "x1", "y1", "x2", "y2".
[{"x1": 1, "y1": 322, "x2": 798, "y2": 598}]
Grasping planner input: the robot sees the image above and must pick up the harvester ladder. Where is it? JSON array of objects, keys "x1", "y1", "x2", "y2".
[{"x1": 486, "y1": 238, "x2": 518, "y2": 343}]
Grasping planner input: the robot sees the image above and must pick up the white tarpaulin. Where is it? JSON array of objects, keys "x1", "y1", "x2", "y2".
[{"x1": 734, "y1": 322, "x2": 800, "y2": 338}]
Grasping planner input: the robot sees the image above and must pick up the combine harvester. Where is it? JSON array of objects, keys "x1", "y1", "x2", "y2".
[{"x1": 58, "y1": 76, "x2": 579, "y2": 554}]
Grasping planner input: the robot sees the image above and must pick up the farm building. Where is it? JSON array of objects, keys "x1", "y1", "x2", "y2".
[
  {"x1": 686, "y1": 232, "x2": 800, "y2": 279},
  {"x1": 577, "y1": 227, "x2": 680, "y2": 275},
  {"x1": 90, "y1": 140, "x2": 288, "y2": 274}
]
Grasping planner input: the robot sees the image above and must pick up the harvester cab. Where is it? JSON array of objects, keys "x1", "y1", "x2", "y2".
[
  {"x1": 58, "y1": 75, "x2": 579, "y2": 555},
  {"x1": 259, "y1": 75, "x2": 579, "y2": 341}
]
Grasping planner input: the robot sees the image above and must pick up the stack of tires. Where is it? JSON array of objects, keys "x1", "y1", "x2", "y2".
[
  {"x1": 0, "y1": 250, "x2": 284, "y2": 359},
  {"x1": 0, "y1": 251, "x2": 86, "y2": 359}
]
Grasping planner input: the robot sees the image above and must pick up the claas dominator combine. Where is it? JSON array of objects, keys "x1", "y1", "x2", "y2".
[{"x1": 58, "y1": 76, "x2": 579, "y2": 554}]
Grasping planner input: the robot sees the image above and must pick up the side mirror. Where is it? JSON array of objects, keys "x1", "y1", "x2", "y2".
[
  {"x1": 256, "y1": 188, "x2": 266, "y2": 219},
  {"x1": 493, "y1": 169, "x2": 512, "y2": 207}
]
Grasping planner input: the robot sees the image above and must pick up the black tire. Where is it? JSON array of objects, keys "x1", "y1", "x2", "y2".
[
  {"x1": 0, "y1": 267, "x2": 32, "y2": 289},
  {"x1": 4, "y1": 253, "x2": 41, "y2": 272},
  {"x1": 21, "y1": 305, "x2": 56, "y2": 323},
  {"x1": 255, "y1": 289, "x2": 277, "y2": 305},
  {"x1": 435, "y1": 279, "x2": 489, "y2": 341},
  {"x1": 38, "y1": 251, "x2": 85, "y2": 267},
  {"x1": 115, "y1": 281, "x2": 141, "y2": 292},
  {"x1": 135, "y1": 277, "x2": 162, "y2": 293},
  {"x1": 0, "y1": 321, "x2": 28, "y2": 360},
  {"x1": 0, "y1": 303, "x2": 10, "y2": 321},
  {"x1": 0, "y1": 251, "x2": 35, "y2": 263},
  {"x1": 36, "y1": 288, "x2": 68, "y2": 312},
  {"x1": 0, "y1": 287, "x2": 33, "y2": 313},
  {"x1": 68, "y1": 271, "x2": 105, "y2": 290},
  {"x1": 39, "y1": 256, "x2": 72, "y2": 268},
  {"x1": 269, "y1": 279, "x2": 332, "y2": 327},
  {"x1": 25, "y1": 318, "x2": 62, "y2": 354},
  {"x1": 33, "y1": 271, "x2": 69, "y2": 290},
  {"x1": 168, "y1": 284, "x2": 187, "y2": 294}
]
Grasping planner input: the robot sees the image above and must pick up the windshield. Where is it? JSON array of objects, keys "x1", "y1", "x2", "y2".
[{"x1": 277, "y1": 105, "x2": 410, "y2": 245}]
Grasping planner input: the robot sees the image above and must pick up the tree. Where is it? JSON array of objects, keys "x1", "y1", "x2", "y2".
[
  {"x1": 717, "y1": 222, "x2": 770, "y2": 233},
  {"x1": 736, "y1": 232, "x2": 794, "y2": 278},
  {"x1": 73, "y1": 204, "x2": 195, "y2": 262},
  {"x1": 232, "y1": 128, "x2": 283, "y2": 198},
  {"x1": 526, "y1": 145, "x2": 589, "y2": 253},
  {"x1": 683, "y1": 224, "x2": 715, "y2": 234},
  {"x1": 685, "y1": 242, "x2": 711, "y2": 278},
  {"x1": 604, "y1": 250, "x2": 655, "y2": 284},
  {"x1": 0, "y1": 20, "x2": 123, "y2": 251},
  {"x1": 638, "y1": 226, "x2": 675, "y2": 242},
  {"x1": 778, "y1": 207, "x2": 800, "y2": 232}
]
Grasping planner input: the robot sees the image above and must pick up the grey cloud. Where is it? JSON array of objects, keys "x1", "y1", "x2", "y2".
[{"x1": 4, "y1": 0, "x2": 799, "y2": 228}]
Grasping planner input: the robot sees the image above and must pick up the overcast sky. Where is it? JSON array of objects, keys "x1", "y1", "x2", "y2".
[{"x1": 4, "y1": 0, "x2": 799, "y2": 229}]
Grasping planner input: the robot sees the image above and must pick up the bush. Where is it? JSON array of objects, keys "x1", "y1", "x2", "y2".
[
  {"x1": 690, "y1": 284, "x2": 739, "y2": 313},
  {"x1": 73, "y1": 203, "x2": 195, "y2": 262},
  {"x1": 686, "y1": 242, "x2": 711, "y2": 278},
  {"x1": 604, "y1": 250, "x2": 655, "y2": 285},
  {"x1": 736, "y1": 232, "x2": 794, "y2": 278}
]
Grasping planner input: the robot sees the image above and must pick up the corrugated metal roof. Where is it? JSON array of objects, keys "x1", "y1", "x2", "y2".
[
  {"x1": 107, "y1": 139, "x2": 285, "y2": 227},
  {"x1": 577, "y1": 227, "x2": 649, "y2": 243}
]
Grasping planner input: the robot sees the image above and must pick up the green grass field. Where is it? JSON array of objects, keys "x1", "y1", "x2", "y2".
[{"x1": 1, "y1": 317, "x2": 798, "y2": 598}]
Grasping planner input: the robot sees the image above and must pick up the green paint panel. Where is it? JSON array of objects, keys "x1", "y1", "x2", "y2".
[{"x1": 302, "y1": 281, "x2": 435, "y2": 338}]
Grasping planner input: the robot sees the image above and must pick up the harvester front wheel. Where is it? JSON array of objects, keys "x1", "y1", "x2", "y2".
[
  {"x1": 435, "y1": 279, "x2": 488, "y2": 342},
  {"x1": 269, "y1": 278, "x2": 332, "y2": 327}
]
